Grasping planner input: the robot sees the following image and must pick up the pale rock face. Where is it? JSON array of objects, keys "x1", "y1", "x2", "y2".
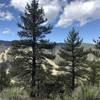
[
  {"x1": 6, "y1": 68, "x2": 10, "y2": 74},
  {"x1": 42, "y1": 58, "x2": 66, "y2": 75},
  {"x1": 10, "y1": 79, "x2": 16, "y2": 84},
  {"x1": 0, "y1": 48, "x2": 11, "y2": 75},
  {"x1": 0, "y1": 48, "x2": 10, "y2": 63}
]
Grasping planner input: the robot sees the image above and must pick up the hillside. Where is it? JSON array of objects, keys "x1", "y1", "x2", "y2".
[
  {"x1": 0, "y1": 41, "x2": 96, "y2": 81},
  {"x1": 0, "y1": 41, "x2": 94, "y2": 73},
  {"x1": 0, "y1": 41, "x2": 95, "y2": 63}
]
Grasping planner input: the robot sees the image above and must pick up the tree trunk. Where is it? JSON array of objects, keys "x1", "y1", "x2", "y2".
[
  {"x1": 31, "y1": 36, "x2": 36, "y2": 97},
  {"x1": 71, "y1": 49, "x2": 75, "y2": 91},
  {"x1": 92, "y1": 68, "x2": 96, "y2": 86},
  {"x1": 71, "y1": 62, "x2": 75, "y2": 91}
]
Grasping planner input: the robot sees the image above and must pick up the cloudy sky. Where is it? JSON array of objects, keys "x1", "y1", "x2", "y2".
[{"x1": 0, "y1": 0, "x2": 100, "y2": 43}]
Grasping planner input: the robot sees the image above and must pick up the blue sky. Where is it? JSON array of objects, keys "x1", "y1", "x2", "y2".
[{"x1": 0, "y1": 0, "x2": 100, "y2": 43}]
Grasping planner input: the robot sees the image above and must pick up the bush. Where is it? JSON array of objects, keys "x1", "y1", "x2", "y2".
[
  {"x1": 0, "y1": 87, "x2": 29, "y2": 100},
  {"x1": 55, "y1": 85, "x2": 100, "y2": 100},
  {"x1": 0, "y1": 85, "x2": 100, "y2": 100},
  {"x1": 72, "y1": 86, "x2": 100, "y2": 100}
]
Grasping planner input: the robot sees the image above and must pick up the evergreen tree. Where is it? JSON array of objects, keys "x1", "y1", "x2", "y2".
[
  {"x1": 86, "y1": 60, "x2": 100, "y2": 86},
  {"x1": 10, "y1": 0, "x2": 55, "y2": 97},
  {"x1": 59, "y1": 28, "x2": 87, "y2": 91},
  {"x1": 87, "y1": 38, "x2": 100, "y2": 86}
]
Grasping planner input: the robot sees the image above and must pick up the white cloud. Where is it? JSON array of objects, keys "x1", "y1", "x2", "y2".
[
  {"x1": 0, "y1": 3, "x2": 14, "y2": 21},
  {"x1": 39, "y1": 0, "x2": 62, "y2": 22},
  {"x1": 10, "y1": 0, "x2": 100, "y2": 27},
  {"x1": 10, "y1": 0, "x2": 64, "y2": 23},
  {"x1": 10, "y1": 0, "x2": 31, "y2": 12},
  {"x1": 0, "y1": 11, "x2": 14, "y2": 21},
  {"x1": 56, "y1": 0, "x2": 100, "y2": 27},
  {"x1": 1, "y1": 28, "x2": 12, "y2": 35}
]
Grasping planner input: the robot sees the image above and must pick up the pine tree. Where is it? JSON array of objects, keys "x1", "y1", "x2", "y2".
[
  {"x1": 87, "y1": 38, "x2": 100, "y2": 86},
  {"x1": 10, "y1": 0, "x2": 55, "y2": 97},
  {"x1": 86, "y1": 60, "x2": 100, "y2": 86},
  {"x1": 59, "y1": 28, "x2": 87, "y2": 91}
]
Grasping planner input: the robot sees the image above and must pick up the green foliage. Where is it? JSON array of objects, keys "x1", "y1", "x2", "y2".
[
  {"x1": 0, "y1": 85, "x2": 99, "y2": 100},
  {"x1": 0, "y1": 87, "x2": 29, "y2": 100},
  {"x1": 7, "y1": 0, "x2": 100, "y2": 99},
  {"x1": 55, "y1": 85, "x2": 100, "y2": 100},
  {"x1": 72, "y1": 85, "x2": 100, "y2": 100},
  {"x1": 0, "y1": 62, "x2": 10, "y2": 92},
  {"x1": 86, "y1": 60, "x2": 100, "y2": 86},
  {"x1": 85, "y1": 40, "x2": 100, "y2": 86},
  {"x1": 59, "y1": 28, "x2": 87, "y2": 91},
  {"x1": 10, "y1": 0, "x2": 55, "y2": 97}
]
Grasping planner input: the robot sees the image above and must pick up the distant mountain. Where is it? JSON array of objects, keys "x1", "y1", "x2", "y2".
[
  {"x1": 0, "y1": 40, "x2": 11, "y2": 53},
  {"x1": 0, "y1": 41, "x2": 94, "y2": 51}
]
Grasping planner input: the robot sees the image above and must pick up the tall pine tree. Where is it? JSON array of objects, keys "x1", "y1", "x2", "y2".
[
  {"x1": 10, "y1": 0, "x2": 55, "y2": 97},
  {"x1": 59, "y1": 28, "x2": 87, "y2": 91}
]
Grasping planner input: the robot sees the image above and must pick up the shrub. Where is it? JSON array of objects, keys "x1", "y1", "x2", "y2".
[
  {"x1": 72, "y1": 86, "x2": 100, "y2": 100},
  {"x1": 0, "y1": 87, "x2": 29, "y2": 100},
  {"x1": 55, "y1": 85, "x2": 100, "y2": 100}
]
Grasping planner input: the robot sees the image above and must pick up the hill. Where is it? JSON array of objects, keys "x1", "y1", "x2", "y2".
[
  {"x1": 0, "y1": 41, "x2": 95, "y2": 63},
  {"x1": 0, "y1": 41, "x2": 95, "y2": 75}
]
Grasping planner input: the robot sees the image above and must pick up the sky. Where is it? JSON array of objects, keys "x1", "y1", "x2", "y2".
[{"x1": 0, "y1": 0, "x2": 100, "y2": 43}]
